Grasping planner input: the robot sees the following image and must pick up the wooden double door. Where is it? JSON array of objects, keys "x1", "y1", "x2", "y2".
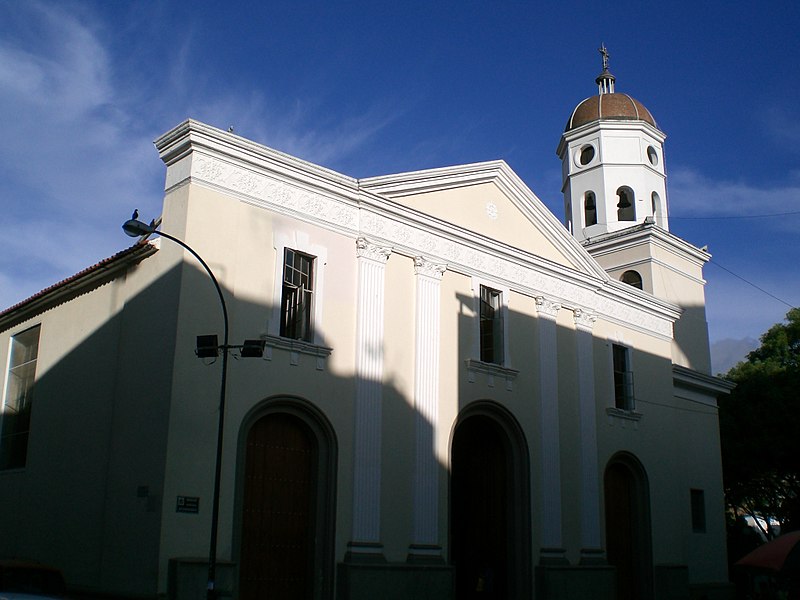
[{"x1": 239, "y1": 412, "x2": 324, "y2": 600}]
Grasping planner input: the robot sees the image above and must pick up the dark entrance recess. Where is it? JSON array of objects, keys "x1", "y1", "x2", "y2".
[
  {"x1": 451, "y1": 415, "x2": 510, "y2": 599},
  {"x1": 239, "y1": 412, "x2": 317, "y2": 600},
  {"x1": 604, "y1": 457, "x2": 653, "y2": 600}
]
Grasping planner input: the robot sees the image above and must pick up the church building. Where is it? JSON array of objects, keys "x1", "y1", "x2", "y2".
[{"x1": 0, "y1": 52, "x2": 734, "y2": 600}]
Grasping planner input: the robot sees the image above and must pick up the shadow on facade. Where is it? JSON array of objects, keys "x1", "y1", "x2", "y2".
[
  {"x1": 0, "y1": 257, "x2": 444, "y2": 600},
  {"x1": 0, "y1": 255, "x2": 726, "y2": 600}
]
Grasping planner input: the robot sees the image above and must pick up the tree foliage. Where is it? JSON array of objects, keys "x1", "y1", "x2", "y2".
[{"x1": 719, "y1": 308, "x2": 800, "y2": 539}]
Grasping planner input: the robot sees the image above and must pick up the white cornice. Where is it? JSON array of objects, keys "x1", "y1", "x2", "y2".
[
  {"x1": 155, "y1": 119, "x2": 359, "y2": 204},
  {"x1": 557, "y1": 119, "x2": 667, "y2": 157},
  {"x1": 585, "y1": 224, "x2": 711, "y2": 266},
  {"x1": 156, "y1": 119, "x2": 681, "y2": 340},
  {"x1": 673, "y1": 365, "x2": 736, "y2": 396}
]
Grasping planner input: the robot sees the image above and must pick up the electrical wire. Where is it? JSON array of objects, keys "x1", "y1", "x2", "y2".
[
  {"x1": 708, "y1": 259, "x2": 796, "y2": 309},
  {"x1": 671, "y1": 210, "x2": 800, "y2": 220}
]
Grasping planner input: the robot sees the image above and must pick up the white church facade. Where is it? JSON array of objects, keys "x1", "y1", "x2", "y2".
[{"x1": 0, "y1": 58, "x2": 734, "y2": 600}]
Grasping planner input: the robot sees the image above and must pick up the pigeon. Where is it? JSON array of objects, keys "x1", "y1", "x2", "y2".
[{"x1": 132, "y1": 208, "x2": 139, "y2": 220}]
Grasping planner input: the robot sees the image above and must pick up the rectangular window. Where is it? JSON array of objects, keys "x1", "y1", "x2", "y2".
[
  {"x1": 2, "y1": 325, "x2": 41, "y2": 470},
  {"x1": 280, "y1": 248, "x2": 314, "y2": 342},
  {"x1": 691, "y1": 489, "x2": 706, "y2": 533},
  {"x1": 612, "y1": 343, "x2": 634, "y2": 410},
  {"x1": 479, "y1": 285, "x2": 504, "y2": 365}
]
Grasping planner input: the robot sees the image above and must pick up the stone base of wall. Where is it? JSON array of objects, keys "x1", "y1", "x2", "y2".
[
  {"x1": 654, "y1": 564, "x2": 689, "y2": 600},
  {"x1": 167, "y1": 558, "x2": 235, "y2": 600},
  {"x1": 689, "y1": 581, "x2": 736, "y2": 600},
  {"x1": 337, "y1": 562, "x2": 454, "y2": 600},
  {"x1": 534, "y1": 564, "x2": 616, "y2": 600}
]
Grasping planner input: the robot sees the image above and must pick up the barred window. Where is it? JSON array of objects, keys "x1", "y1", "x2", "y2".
[{"x1": 280, "y1": 249, "x2": 315, "y2": 342}]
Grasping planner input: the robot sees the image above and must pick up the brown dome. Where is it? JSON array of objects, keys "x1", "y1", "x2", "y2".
[{"x1": 565, "y1": 93, "x2": 657, "y2": 131}]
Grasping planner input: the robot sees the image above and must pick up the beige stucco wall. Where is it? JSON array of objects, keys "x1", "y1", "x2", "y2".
[
  {"x1": 0, "y1": 120, "x2": 730, "y2": 598},
  {"x1": 390, "y1": 182, "x2": 577, "y2": 269},
  {"x1": 151, "y1": 167, "x2": 728, "y2": 592},
  {"x1": 0, "y1": 239, "x2": 184, "y2": 596}
]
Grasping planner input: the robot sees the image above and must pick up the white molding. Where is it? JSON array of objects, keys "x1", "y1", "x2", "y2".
[
  {"x1": 470, "y1": 275, "x2": 512, "y2": 368},
  {"x1": 360, "y1": 159, "x2": 609, "y2": 280},
  {"x1": 464, "y1": 359, "x2": 519, "y2": 391},
  {"x1": 270, "y1": 230, "x2": 328, "y2": 347},
  {"x1": 585, "y1": 224, "x2": 710, "y2": 266},
  {"x1": 605, "y1": 406, "x2": 643, "y2": 425},
  {"x1": 672, "y1": 365, "x2": 735, "y2": 397},
  {"x1": 156, "y1": 121, "x2": 680, "y2": 341},
  {"x1": 260, "y1": 334, "x2": 332, "y2": 371}
]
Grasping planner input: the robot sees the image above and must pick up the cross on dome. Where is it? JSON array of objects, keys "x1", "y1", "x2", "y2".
[
  {"x1": 599, "y1": 43, "x2": 610, "y2": 70},
  {"x1": 596, "y1": 43, "x2": 616, "y2": 94}
]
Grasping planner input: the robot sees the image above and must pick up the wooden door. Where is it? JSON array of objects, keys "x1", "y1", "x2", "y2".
[{"x1": 239, "y1": 413, "x2": 316, "y2": 600}]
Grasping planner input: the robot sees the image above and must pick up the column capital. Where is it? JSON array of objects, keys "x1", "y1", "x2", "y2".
[
  {"x1": 573, "y1": 308, "x2": 597, "y2": 331},
  {"x1": 535, "y1": 296, "x2": 561, "y2": 319},
  {"x1": 413, "y1": 257, "x2": 446, "y2": 279},
  {"x1": 356, "y1": 237, "x2": 392, "y2": 263}
]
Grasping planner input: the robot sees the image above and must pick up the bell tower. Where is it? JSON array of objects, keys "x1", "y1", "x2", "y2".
[
  {"x1": 557, "y1": 44, "x2": 669, "y2": 243},
  {"x1": 558, "y1": 46, "x2": 713, "y2": 373}
]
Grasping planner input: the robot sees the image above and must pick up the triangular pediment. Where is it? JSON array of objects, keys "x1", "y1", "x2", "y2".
[{"x1": 360, "y1": 160, "x2": 608, "y2": 279}]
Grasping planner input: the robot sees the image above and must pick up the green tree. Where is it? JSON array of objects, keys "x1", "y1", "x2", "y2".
[{"x1": 719, "y1": 308, "x2": 800, "y2": 539}]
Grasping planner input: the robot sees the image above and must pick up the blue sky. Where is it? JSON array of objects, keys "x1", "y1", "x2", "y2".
[{"x1": 1, "y1": 1, "x2": 798, "y2": 369}]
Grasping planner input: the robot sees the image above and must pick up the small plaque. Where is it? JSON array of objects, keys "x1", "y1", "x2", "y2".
[{"x1": 176, "y1": 496, "x2": 200, "y2": 513}]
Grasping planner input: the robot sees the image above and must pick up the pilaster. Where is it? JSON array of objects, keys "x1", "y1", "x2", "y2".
[
  {"x1": 574, "y1": 309, "x2": 604, "y2": 563},
  {"x1": 535, "y1": 296, "x2": 566, "y2": 564},
  {"x1": 408, "y1": 257, "x2": 446, "y2": 563},
  {"x1": 348, "y1": 237, "x2": 392, "y2": 561}
]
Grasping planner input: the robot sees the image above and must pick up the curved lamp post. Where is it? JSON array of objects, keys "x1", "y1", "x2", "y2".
[{"x1": 123, "y1": 216, "x2": 260, "y2": 600}]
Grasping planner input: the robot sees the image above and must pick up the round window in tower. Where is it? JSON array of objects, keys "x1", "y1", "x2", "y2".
[
  {"x1": 647, "y1": 146, "x2": 659, "y2": 166},
  {"x1": 578, "y1": 144, "x2": 596, "y2": 166}
]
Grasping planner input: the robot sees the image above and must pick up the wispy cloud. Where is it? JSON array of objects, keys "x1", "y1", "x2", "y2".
[
  {"x1": 0, "y1": 2, "x2": 402, "y2": 309},
  {"x1": 760, "y1": 104, "x2": 800, "y2": 147},
  {"x1": 668, "y1": 166, "x2": 800, "y2": 225}
]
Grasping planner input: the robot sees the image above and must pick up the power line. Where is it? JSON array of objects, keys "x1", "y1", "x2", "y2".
[
  {"x1": 671, "y1": 210, "x2": 800, "y2": 220},
  {"x1": 708, "y1": 259, "x2": 797, "y2": 309}
]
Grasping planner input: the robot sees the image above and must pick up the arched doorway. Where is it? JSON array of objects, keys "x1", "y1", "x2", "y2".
[
  {"x1": 604, "y1": 454, "x2": 653, "y2": 600},
  {"x1": 450, "y1": 405, "x2": 530, "y2": 600},
  {"x1": 237, "y1": 400, "x2": 336, "y2": 600}
]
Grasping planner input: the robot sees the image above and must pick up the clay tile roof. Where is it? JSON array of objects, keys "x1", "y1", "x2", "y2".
[
  {"x1": 0, "y1": 241, "x2": 158, "y2": 333},
  {"x1": 566, "y1": 93, "x2": 657, "y2": 131}
]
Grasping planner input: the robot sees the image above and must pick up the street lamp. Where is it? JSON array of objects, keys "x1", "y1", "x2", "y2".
[{"x1": 123, "y1": 215, "x2": 263, "y2": 600}]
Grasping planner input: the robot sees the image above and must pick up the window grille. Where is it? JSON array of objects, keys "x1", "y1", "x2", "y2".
[{"x1": 280, "y1": 249, "x2": 314, "y2": 342}]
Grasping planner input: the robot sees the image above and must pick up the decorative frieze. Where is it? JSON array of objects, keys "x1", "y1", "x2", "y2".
[{"x1": 186, "y1": 151, "x2": 674, "y2": 339}]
